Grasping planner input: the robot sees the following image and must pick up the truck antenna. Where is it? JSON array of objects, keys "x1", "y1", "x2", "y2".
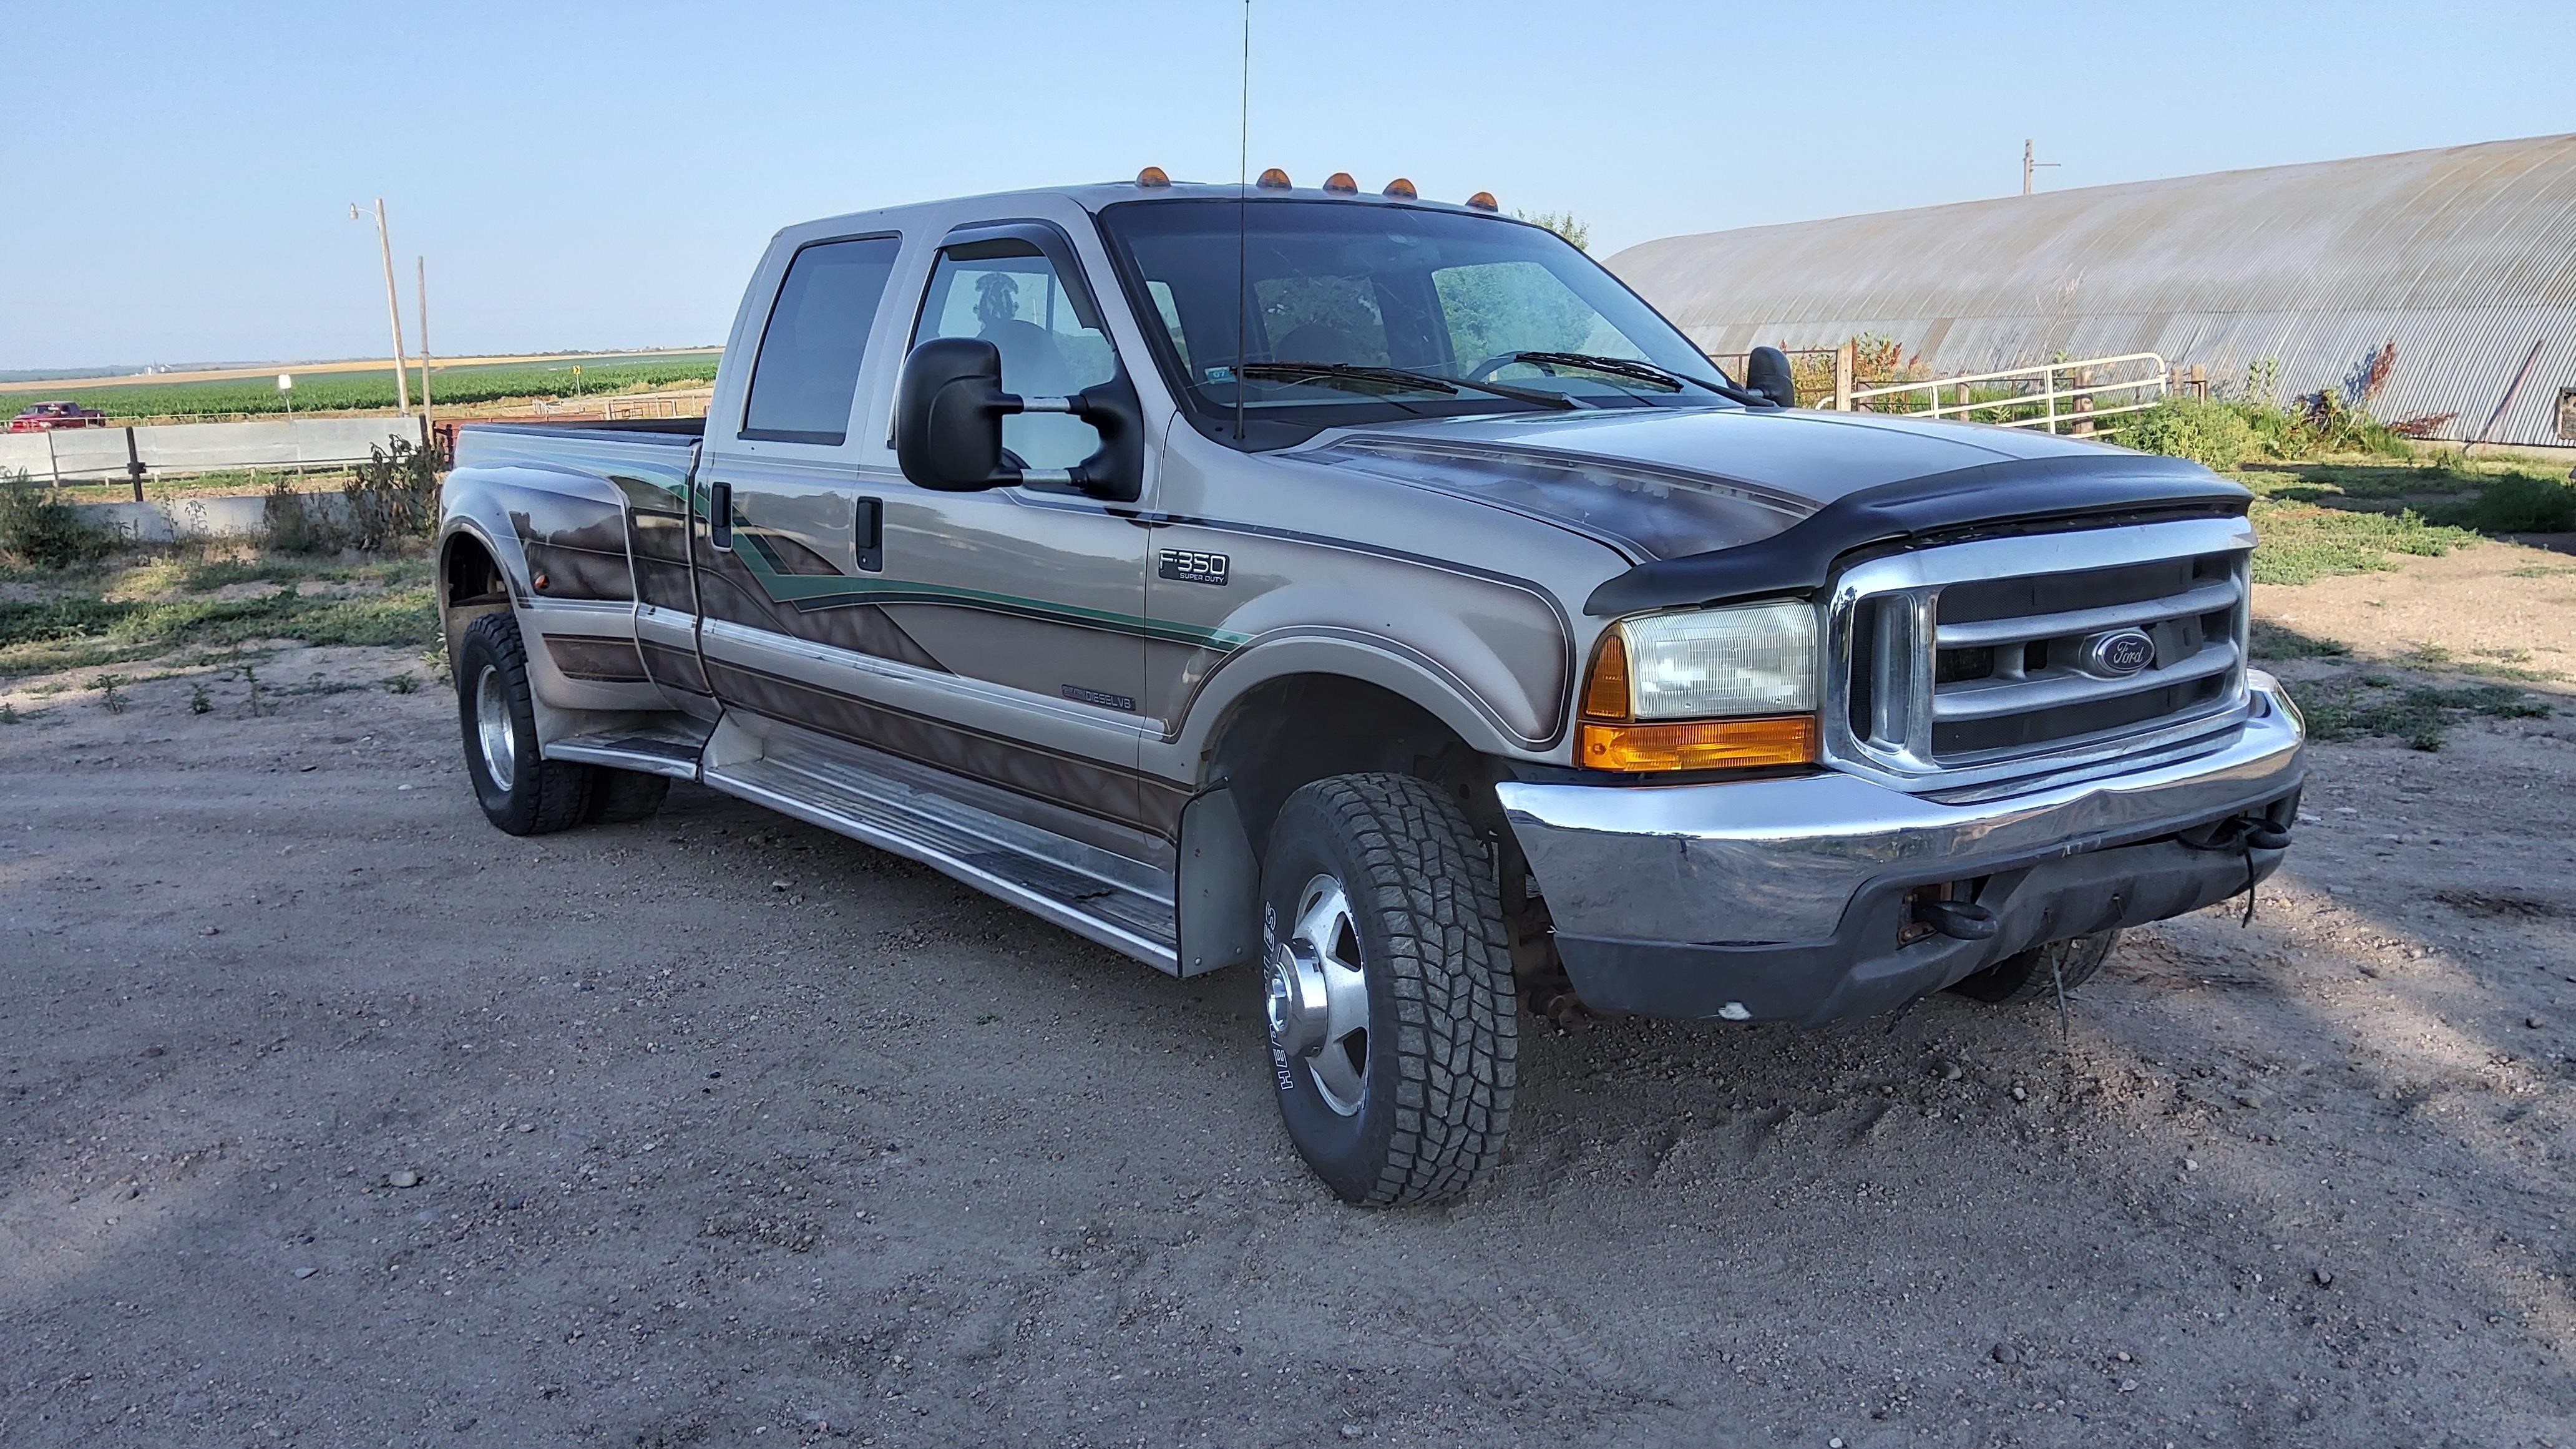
[{"x1": 1234, "y1": 0, "x2": 1251, "y2": 443}]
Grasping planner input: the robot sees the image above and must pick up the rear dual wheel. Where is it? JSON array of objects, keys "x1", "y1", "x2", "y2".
[
  {"x1": 455, "y1": 611, "x2": 668, "y2": 835},
  {"x1": 1258, "y1": 774, "x2": 1518, "y2": 1207}
]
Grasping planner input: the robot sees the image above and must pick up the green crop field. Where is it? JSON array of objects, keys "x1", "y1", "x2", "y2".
[{"x1": 7, "y1": 352, "x2": 723, "y2": 422}]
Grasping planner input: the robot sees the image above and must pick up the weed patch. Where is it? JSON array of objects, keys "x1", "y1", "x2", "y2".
[
  {"x1": 2288, "y1": 674, "x2": 2550, "y2": 749},
  {"x1": 2249, "y1": 620, "x2": 2351, "y2": 660},
  {"x1": 0, "y1": 558, "x2": 434, "y2": 677},
  {"x1": 2247, "y1": 498, "x2": 2475, "y2": 585}
]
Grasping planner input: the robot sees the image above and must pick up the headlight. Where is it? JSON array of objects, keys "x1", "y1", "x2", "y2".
[
  {"x1": 1615, "y1": 601, "x2": 1817, "y2": 719},
  {"x1": 1578, "y1": 600, "x2": 1819, "y2": 772}
]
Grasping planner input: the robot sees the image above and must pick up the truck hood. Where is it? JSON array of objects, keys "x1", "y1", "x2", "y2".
[{"x1": 1293, "y1": 405, "x2": 2158, "y2": 562}]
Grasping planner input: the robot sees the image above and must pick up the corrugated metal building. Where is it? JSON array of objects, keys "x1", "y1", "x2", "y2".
[{"x1": 1610, "y1": 134, "x2": 2576, "y2": 448}]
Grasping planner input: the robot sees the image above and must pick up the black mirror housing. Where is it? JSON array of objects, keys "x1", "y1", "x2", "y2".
[
  {"x1": 1745, "y1": 346, "x2": 1797, "y2": 409},
  {"x1": 893, "y1": 337, "x2": 1145, "y2": 502},
  {"x1": 895, "y1": 338, "x2": 1012, "y2": 491}
]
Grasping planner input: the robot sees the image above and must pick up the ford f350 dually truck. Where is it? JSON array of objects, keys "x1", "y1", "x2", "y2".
[{"x1": 436, "y1": 172, "x2": 2305, "y2": 1206}]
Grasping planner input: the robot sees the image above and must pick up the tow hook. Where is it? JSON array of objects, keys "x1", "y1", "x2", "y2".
[
  {"x1": 2183, "y1": 813, "x2": 2292, "y2": 852},
  {"x1": 1914, "y1": 897, "x2": 1999, "y2": 941}
]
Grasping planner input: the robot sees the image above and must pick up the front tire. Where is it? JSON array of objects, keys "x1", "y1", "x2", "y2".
[
  {"x1": 1259, "y1": 774, "x2": 1517, "y2": 1206},
  {"x1": 455, "y1": 611, "x2": 595, "y2": 836},
  {"x1": 1948, "y1": 929, "x2": 2120, "y2": 1005}
]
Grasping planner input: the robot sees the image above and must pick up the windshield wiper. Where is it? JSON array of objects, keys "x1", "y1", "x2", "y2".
[
  {"x1": 1237, "y1": 361, "x2": 1577, "y2": 411},
  {"x1": 1498, "y1": 351, "x2": 1777, "y2": 408}
]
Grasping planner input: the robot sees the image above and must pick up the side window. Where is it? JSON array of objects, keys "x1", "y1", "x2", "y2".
[
  {"x1": 915, "y1": 239, "x2": 1116, "y2": 471},
  {"x1": 741, "y1": 235, "x2": 902, "y2": 445}
]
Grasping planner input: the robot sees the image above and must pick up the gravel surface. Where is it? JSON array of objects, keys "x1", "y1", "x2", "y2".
[{"x1": 1, "y1": 641, "x2": 2570, "y2": 1448}]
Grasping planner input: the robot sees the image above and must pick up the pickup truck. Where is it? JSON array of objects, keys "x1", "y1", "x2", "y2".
[
  {"x1": 9, "y1": 401, "x2": 109, "y2": 431},
  {"x1": 435, "y1": 173, "x2": 2305, "y2": 1206}
]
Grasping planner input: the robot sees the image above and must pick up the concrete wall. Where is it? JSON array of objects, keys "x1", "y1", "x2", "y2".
[
  {"x1": 68, "y1": 490, "x2": 351, "y2": 544},
  {"x1": 0, "y1": 417, "x2": 420, "y2": 484}
]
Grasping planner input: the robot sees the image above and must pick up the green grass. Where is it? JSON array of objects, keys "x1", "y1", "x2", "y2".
[
  {"x1": 0, "y1": 555, "x2": 435, "y2": 677},
  {"x1": 7, "y1": 352, "x2": 720, "y2": 422},
  {"x1": 2287, "y1": 674, "x2": 2550, "y2": 750}
]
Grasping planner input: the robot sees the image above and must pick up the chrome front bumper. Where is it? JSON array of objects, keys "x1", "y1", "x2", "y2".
[{"x1": 1495, "y1": 674, "x2": 2307, "y2": 1022}]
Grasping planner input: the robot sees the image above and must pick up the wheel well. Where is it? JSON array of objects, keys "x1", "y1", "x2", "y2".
[
  {"x1": 1203, "y1": 673, "x2": 1496, "y2": 854},
  {"x1": 439, "y1": 534, "x2": 512, "y2": 686},
  {"x1": 1189, "y1": 671, "x2": 1558, "y2": 995}
]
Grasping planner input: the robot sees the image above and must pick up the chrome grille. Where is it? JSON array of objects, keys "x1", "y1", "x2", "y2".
[{"x1": 1823, "y1": 517, "x2": 2255, "y2": 793}]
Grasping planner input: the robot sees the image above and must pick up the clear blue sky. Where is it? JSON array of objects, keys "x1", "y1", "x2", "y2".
[{"x1": 7, "y1": 0, "x2": 2570, "y2": 372}]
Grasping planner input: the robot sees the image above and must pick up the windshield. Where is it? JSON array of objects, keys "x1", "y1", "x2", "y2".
[{"x1": 1096, "y1": 198, "x2": 1737, "y2": 447}]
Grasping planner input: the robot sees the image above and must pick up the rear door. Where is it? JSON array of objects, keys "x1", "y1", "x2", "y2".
[{"x1": 690, "y1": 233, "x2": 940, "y2": 698}]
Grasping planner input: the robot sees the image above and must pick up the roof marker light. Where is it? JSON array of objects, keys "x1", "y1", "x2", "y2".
[
  {"x1": 1382, "y1": 177, "x2": 1418, "y2": 200},
  {"x1": 1257, "y1": 167, "x2": 1292, "y2": 190},
  {"x1": 1323, "y1": 172, "x2": 1359, "y2": 195},
  {"x1": 1136, "y1": 166, "x2": 1170, "y2": 187},
  {"x1": 1465, "y1": 190, "x2": 1498, "y2": 212}
]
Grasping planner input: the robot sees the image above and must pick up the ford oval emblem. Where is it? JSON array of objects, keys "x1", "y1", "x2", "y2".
[{"x1": 2086, "y1": 628, "x2": 2157, "y2": 676}]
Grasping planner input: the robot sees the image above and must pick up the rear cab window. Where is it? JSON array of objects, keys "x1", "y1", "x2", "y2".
[{"x1": 740, "y1": 235, "x2": 904, "y2": 446}]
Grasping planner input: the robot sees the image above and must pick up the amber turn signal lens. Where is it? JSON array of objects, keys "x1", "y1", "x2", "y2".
[
  {"x1": 1579, "y1": 716, "x2": 1818, "y2": 773},
  {"x1": 1581, "y1": 630, "x2": 1629, "y2": 720}
]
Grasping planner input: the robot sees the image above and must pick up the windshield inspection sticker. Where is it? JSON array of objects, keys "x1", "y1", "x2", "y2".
[
  {"x1": 1158, "y1": 549, "x2": 1229, "y2": 586},
  {"x1": 1203, "y1": 366, "x2": 1236, "y2": 383}
]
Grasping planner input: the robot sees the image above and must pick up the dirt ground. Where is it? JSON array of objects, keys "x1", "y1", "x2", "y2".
[{"x1": 2, "y1": 544, "x2": 2572, "y2": 1448}]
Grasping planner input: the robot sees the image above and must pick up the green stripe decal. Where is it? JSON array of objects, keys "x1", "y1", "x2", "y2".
[{"x1": 698, "y1": 489, "x2": 1247, "y2": 653}]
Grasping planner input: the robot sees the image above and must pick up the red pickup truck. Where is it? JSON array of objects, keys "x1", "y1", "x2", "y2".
[{"x1": 8, "y1": 401, "x2": 109, "y2": 432}]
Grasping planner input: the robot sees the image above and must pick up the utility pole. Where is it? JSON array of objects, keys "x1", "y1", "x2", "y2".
[
  {"x1": 416, "y1": 256, "x2": 433, "y2": 450},
  {"x1": 350, "y1": 198, "x2": 412, "y2": 417},
  {"x1": 2022, "y1": 139, "x2": 2059, "y2": 196}
]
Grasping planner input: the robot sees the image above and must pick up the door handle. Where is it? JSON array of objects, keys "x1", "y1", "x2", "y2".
[
  {"x1": 855, "y1": 494, "x2": 882, "y2": 572},
  {"x1": 708, "y1": 481, "x2": 733, "y2": 551}
]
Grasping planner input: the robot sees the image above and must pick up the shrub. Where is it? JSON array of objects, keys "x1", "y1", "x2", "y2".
[
  {"x1": 2123, "y1": 397, "x2": 2256, "y2": 471},
  {"x1": 340, "y1": 439, "x2": 442, "y2": 554},
  {"x1": 262, "y1": 475, "x2": 330, "y2": 554},
  {"x1": 0, "y1": 469, "x2": 117, "y2": 568}
]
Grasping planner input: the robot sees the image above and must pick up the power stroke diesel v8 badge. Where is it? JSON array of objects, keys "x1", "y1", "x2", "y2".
[{"x1": 1158, "y1": 549, "x2": 1230, "y2": 585}]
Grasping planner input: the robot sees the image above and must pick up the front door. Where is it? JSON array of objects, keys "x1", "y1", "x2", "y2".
[{"x1": 852, "y1": 222, "x2": 1158, "y2": 832}]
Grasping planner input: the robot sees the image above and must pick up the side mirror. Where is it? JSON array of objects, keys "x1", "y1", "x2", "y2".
[
  {"x1": 894, "y1": 338, "x2": 1011, "y2": 492},
  {"x1": 1745, "y1": 346, "x2": 1797, "y2": 409},
  {"x1": 892, "y1": 337, "x2": 1144, "y2": 502}
]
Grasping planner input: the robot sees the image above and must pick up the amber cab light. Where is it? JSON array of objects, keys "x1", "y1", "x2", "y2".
[
  {"x1": 1323, "y1": 172, "x2": 1359, "y2": 194},
  {"x1": 1579, "y1": 716, "x2": 1819, "y2": 773},
  {"x1": 1382, "y1": 177, "x2": 1418, "y2": 199},
  {"x1": 1257, "y1": 167, "x2": 1292, "y2": 190}
]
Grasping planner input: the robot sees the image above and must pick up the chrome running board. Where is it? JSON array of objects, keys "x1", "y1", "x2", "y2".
[
  {"x1": 544, "y1": 718, "x2": 715, "y2": 779},
  {"x1": 700, "y1": 720, "x2": 1179, "y2": 972}
]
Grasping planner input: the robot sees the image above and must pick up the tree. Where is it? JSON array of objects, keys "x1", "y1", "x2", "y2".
[{"x1": 1515, "y1": 210, "x2": 1591, "y2": 253}]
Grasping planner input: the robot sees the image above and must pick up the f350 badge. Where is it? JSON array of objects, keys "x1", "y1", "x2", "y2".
[{"x1": 1158, "y1": 549, "x2": 1229, "y2": 586}]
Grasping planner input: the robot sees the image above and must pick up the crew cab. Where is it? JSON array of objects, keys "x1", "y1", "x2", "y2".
[{"x1": 435, "y1": 173, "x2": 2305, "y2": 1206}]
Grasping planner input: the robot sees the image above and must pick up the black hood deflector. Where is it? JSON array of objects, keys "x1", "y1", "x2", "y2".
[{"x1": 1583, "y1": 452, "x2": 2250, "y2": 617}]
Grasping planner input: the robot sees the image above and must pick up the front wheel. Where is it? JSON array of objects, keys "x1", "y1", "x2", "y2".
[
  {"x1": 1948, "y1": 929, "x2": 2120, "y2": 1004},
  {"x1": 1259, "y1": 774, "x2": 1517, "y2": 1206},
  {"x1": 455, "y1": 611, "x2": 596, "y2": 836}
]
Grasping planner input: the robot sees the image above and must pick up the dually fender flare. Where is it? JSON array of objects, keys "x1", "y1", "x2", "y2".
[{"x1": 1158, "y1": 630, "x2": 1561, "y2": 774}]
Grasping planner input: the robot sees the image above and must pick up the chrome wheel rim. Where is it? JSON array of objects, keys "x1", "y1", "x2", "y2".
[
  {"x1": 1268, "y1": 873, "x2": 1372, "y2": 1117},
  {"x1": 474, "y1": 665, "x2": 515, "y2": 792}
]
